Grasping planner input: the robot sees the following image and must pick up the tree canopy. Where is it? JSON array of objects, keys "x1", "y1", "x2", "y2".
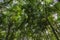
[{"x1": 0, "y1": 0, "x2": 60, "y2": 40}]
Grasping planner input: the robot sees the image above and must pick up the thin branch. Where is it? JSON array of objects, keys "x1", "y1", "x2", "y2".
[
  {"x1": 44, "y1": 2, "x2": 59, "y2": 40},
  {"x1": 5, "y1": 20, "x2": 13, "y2": 40},
  {"x1": 46, "y1": 18, "x2": 59, "y2": 40}
]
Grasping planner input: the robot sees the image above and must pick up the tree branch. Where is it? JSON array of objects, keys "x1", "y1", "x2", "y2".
[
  {"x1": 46, "y1": 18, "x2": 59, "y2": 40},
  {"x1": 5, "y1": 20, "x2": 13, "y2": 40}
]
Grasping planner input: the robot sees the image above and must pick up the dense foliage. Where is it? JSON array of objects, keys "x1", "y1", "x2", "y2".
[{"x1": 0, "y1": 0, "x2": 60, "y2": 40}]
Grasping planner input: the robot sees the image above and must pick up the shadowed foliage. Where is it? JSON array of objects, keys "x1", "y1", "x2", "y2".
[{"x1": 0, "y1": 0, "x2": 60, "y2": 40}]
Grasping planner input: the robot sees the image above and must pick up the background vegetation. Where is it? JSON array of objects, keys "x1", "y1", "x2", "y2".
[{"x1": 0, "y1": 0, "x2": 60, "y2": 40}]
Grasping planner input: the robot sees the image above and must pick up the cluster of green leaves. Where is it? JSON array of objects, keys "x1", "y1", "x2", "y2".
[{"x1": 0, "y1": 0, "x2": 60, "y2": 40}]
